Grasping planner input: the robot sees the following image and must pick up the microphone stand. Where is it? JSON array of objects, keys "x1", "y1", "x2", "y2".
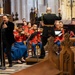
[{"x1": 0, "y1": 26, "x2": 6, "y2": 70}]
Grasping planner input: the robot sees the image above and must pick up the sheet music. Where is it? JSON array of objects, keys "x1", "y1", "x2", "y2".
[{"x1": 55, "y1": 31, "x2": 61, "y2": 35}]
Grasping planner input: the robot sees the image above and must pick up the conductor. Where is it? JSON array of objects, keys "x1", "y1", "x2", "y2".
[{"x1": 39, "y1": 7, "x2": 62, "y2": 58}]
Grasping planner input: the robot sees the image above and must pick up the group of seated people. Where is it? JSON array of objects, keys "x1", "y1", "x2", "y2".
[
  {"x1": 54, "y1": 18, "x2": 75, "y2": 54},
  {"x1": 10, "y1": 18, "x2": 42, "y2": 64},
  {"x1": 5, "y1": 18, "x2": 75, "y2": 64}
]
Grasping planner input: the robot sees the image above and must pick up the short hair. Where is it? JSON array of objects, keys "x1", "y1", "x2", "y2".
[
  {"x1": 72, "y1": 18, "x2": 75, "y2": 21},
  {"x1": 31, "y1": 8, "x2": 33, "y2": 10},
  {"x1": 3, "y1": 14, "x2": 10, "y2": 18},
  {"x1": 59, "y1": 21, "x2": 63, "y2": 24},
  {"x1": 22, "y1": 18, "x2": 26, "y2": 22},
  {"x1": 18, "y1": 25, "x2": 23, "y2": 28}
]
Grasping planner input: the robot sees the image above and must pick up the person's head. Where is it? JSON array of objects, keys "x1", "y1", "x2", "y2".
[
  {"x1": 3, "y1": 15, "x2": 9, "y2": 23},
  {"x1": 27, "y1": 22, "x2": 32, "y2": 28},
  {"x1": 31, "y1": 8, "x2": 34, "y2": 12},
  {"x1": 33, "y1": 24, "x2": 37, "y2": 30},
  {"x1": 22, "y1": 18, "x2": 26, "y2": 22},
  {"x1": 59, "y1": 21, "x2": 63, "y2": 28},
  {"x1": 23, "y1": 21, "x2": 27, "y2": 26},
  {"x1": 18, "y1": 25, "x2": 23, "y2": 32},
  {"x1": 46, "y1": 7, "x2": 52, "y2": 14},
  {"x1": 54, "y1": 20, "x2": 60, "y2": 29},
  {"x1": 71, "y1": 18, "x2": 75, "y2": 25}
]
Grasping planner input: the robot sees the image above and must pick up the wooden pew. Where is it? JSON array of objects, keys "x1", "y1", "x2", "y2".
[
  {"x1": 11, "y1": 33, "x2": 75, "y2": 75},
  {"x1": 60, "y1": 33, "x2": 74, "y2": 75},
  {"x1": 11, "y1": 37, "x2": 61, "y2": 75},
  {"x1": 70, "y1": 38, "x2": 75, "y2": 42},
  {"x1": 70, "y1": 38, "x2": 75, "y2": 63}
]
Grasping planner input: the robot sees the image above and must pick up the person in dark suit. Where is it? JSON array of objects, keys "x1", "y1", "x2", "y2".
[
  {"x1": 39, "y1": 7, "x2": 62, "y2": 58},
  {"x1": 0, "y1": 15, "x2": 15, "y2": 67}
]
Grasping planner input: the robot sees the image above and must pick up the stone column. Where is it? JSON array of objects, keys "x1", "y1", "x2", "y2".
[
  {"x1": 60, "y1": 0, "x2": 70, "y2": 20},
  {"x1": 0, "y1": 0, "x2": 3, "y2": 7},
  {"x1": 48, "y1": 0, "x2": 56, "y2": 13},
  {"x1": 27, "y1": 0, "x2": 33, "y2": 21},
  {"x1": 11, "y1": 0, "x2": 15, "y2": 14},
  {"x1": 21, "y1": 0, "x2": 26, "y2": 19},
  {"x1": 54, "y1": 0, "x2": 59, "y2": 14},
  {"x1": 15, "y1": 0, "x2": 21, "y2": 20},
  {"x1": 33, "y1": 0, "x2": 35, "y2": 9},
  {"x1": 72, "y1": 3, "x2": 75, "y2": 18}
]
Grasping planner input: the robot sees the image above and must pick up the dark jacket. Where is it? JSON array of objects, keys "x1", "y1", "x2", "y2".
[
  {"x1": 0, "y1": 21, "x2": 15, "y2": 44},
  {"x1": 43, "y1": 13, "x2": 62, "y2": 25},
  {"x1": 38, "y1": 13, "x2": 62, "y2": 37},
  {"x1": 39, "y1": 13, "x2": 62, "y2": 25}
]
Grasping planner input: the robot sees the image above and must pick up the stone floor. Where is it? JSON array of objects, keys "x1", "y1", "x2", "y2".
[
  {"x1": 0, "y1": 59, "x2": 31, "y2": 75},
  {"x1": 0, "y1": 50, "x2": 34, "y2": 75},
  {"x1": 0, "y1": 49, "x2": 48, "y2": 75},
  {"x1": 0, "y1": 60, "x2": 32, "y2": 75}
]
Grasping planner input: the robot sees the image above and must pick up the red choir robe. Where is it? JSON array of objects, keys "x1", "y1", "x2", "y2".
[
  {"x1": 70, "y1": 31, "x2": 75, "y2": 38},
  {"x1": 54, "y1": 29, "x2": 64, "y2": 43},
  {"x1": 13, "y1": 29, "x2": 26, "y2": 42},
  {"x1": 28, "y1": 29, "x2": 38, "y2": 45},
  {"x1": 22, "y1": 25, "x2": 28, "y2": 34}
]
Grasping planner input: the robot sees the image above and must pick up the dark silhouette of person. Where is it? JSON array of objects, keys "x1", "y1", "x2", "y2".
[
  {"x1": 0, "y1": 15, "x2": 15, "y2": 67},
  {"x1": 39, "y1": 7, "x2": 62, "y2": 58}
]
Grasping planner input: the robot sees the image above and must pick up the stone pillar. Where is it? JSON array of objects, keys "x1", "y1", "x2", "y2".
[
  {"x1": 39, "y1": 0, "x2": 46, "y2": 16},
  {"x1": 34, "y1": 0, "x2": 37, "y2": 8},
  {"x1": 37, "y1": 0, "x2": 42, "y2": 17},
  {"x1": 11, "y1": 0, "x2": 15, "y2": 14},
  {"x1": 61, "y1": 0, "x2": 67, "y2": 20},
  {"x1": 48, "y1": 0, "x2": 55, "y2": 13},
  {"x1": 27, "y1": 0, "x2": 34, "y2": 21},
  {"x1": 15, "y1": 0, "x2": 21, "y2": 20},
  {"x1": 33, "y1": 0, "x2": 35, "y2": 9},
  {"x1": 73, "y1": 6, "x2": 75, "y2": 18},
  {"x1": 72, "y1": 3, "x2": 75, "y2": 18},
  {"x1": 21, "y1": 0, "x2": 26, "y2": 19},
  {"x1": 54, "y1": 0, "x2": 59, "y2": 15}
]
